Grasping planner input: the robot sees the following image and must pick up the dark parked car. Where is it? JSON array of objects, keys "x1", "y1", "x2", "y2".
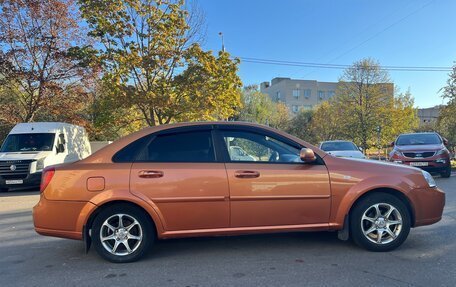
[{"x1": 389, "y1": 132, "x2": 451, "y2": 178}]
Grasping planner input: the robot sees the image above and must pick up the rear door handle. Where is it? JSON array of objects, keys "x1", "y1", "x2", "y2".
[
  {"x1": 138, "y1": 170, "x2": 164, "y2": 178},
  {"x1": 234, "y1": 170, "x2": 260, "y2": 178}
]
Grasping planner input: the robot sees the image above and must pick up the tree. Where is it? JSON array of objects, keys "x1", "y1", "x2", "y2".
[
  {"x1": 438, "y1": 64, "x2": 456, "y2": 152},
  {"x1": 86, "y1": 78, "x2": 147, "y2": 140},
  {"x1": 236, "y1": 85, "x2": 290, "y2": 129},
  {"x1": 238, "y1": 85, "x2": 274, "y2": 124},
  {"x1": 336, "y1": 58, "x2": 393, "y2": 150},
  {"x1": 0, "y1": 0, "x2": 88, "y2": 123},
  {"x1": 286, "y1": 108, "x2": 316, "y2": 144},
  {"x1": 270, "y1": 102, "x2": 290, "y2": 130},
  {"x1": 78, "y1": 0, "x2": 242, "y2": 126},
  {"x1": 384, "y1": 89, "x2": 418, "y2": 145},
  {"x1": 310, "y1": 100, "x2": 343, "y2": 143}
]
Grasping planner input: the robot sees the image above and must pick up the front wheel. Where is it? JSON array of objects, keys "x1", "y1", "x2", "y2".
[
  {"x1": 350, "y1": 193, "x2": 411, "y2": 252},
  {"x1": 92, "y1": 204, "x2": 155, "y2": 263}
]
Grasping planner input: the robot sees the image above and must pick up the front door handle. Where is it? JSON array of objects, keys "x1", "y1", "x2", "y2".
[
  {"x1": 234, "y1": 170, "x2": 260, "y2": 178},
  {"x1": 138, "y1": 170, "x2": 164, "y2": 178}
]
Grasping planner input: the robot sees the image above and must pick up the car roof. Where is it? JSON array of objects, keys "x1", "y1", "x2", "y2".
[
  {"x1": 398, "y1": 132, "x2": 439, "y2": 136},
  {"x1": 10, "y1": 122, "x2": 84, "y2": 134},
  {"x1": 320, "y1": 140, "x2": 354, "y2": 143}
]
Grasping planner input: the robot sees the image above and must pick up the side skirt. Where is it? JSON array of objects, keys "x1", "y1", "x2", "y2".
[{"x1": 159, "y1": 223, "x2": 332, "y2": 239}]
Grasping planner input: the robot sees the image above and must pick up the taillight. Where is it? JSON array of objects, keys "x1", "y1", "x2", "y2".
[{"x1": 40, "y1": 167, "x2": 55, "y2": 193}]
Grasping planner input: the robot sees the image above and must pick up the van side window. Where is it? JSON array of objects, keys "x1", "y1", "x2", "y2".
[
  {"x1": 58, "y1": 134, "x2": 66, "y2": 144},
  {"x1": 140, "y1": 131, "x2": 215, "y2": 163},
  {"x1": 56, "y1": 133, "x2": 66, "y2": 153}
]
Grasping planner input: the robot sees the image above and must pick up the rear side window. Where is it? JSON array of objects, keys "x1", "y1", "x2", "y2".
[
  {"x1": 138, "y1": 131, "x2": 215, "y2": 162},
  {"x1": 112, "y1": 135, "x2": 151, "y2": 163}
]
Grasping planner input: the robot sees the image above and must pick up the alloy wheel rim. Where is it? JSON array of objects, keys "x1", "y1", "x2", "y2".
[
  {"x1": 361, "y1": 203, "x2": 403, "y2": 245},
  {"x1": 100, "y1": 214, "x2": 143, "y2": 256}
]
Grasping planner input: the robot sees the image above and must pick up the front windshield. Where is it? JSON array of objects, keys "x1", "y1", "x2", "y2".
[
  {"x1": 1, "y1": 133, "x2": 55, "y2": 152},
  {"x1": 396, "y1": 134, "x2": 441, "y2": 146},
  {"x1": 321, "y1": 141, "x2": 357, "y2": 151}
]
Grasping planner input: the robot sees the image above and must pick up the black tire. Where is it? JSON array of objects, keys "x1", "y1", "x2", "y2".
[
  {"x1": 441, "y1": 166, "x2": 451, "y2": 178},
  {"x1": 350, "y1": 193, "x2": 411, "y2": 252},
  {"x1": 92, "y1": 204, "x2": 155, "y2": 263}
]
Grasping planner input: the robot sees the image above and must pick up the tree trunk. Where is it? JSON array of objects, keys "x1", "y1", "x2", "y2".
[{"x1": 148, "y1": 108, "x2": 156, "y2": 126}]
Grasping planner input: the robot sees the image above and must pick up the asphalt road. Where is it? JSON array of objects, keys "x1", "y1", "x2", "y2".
[{"x1": 0, "y1": 174, "x2": 455, "y2": 287}]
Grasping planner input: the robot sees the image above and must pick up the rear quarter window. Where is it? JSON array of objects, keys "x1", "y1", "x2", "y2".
[{"x1": 112, "y1": 135, "x2": 152, "y2": 163}]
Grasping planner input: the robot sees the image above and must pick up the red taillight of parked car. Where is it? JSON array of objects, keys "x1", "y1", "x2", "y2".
[{"x1": 40, "y1": 167, "x2": 55, "y2": 193}]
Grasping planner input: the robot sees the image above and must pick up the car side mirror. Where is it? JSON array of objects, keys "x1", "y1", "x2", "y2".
[
  {"x1": 300, "y1": 148, "x2": 316, "y2": 163},
  {"x1": 390, "y1": 141, "x2": 395, "y2": 147},
  {"x1": 443, "y1": 138, "x2": 449, "y2": 146},
  {"x1": 358, "y1": 147, "x2": 363, "y2": 152}
]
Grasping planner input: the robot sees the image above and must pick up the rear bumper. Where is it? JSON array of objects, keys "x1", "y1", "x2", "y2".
[
  {"x1": 0, "y1": 172, "x2": 41, "y2": 190},
  {"x1": 410, "y1": 187, "x2": 445, "y2": 227},
  {"x1": 33, "y1": 194, "x2": 95, "y2": 240}
]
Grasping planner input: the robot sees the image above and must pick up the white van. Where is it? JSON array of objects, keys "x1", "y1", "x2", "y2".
[{"x1": 0, "y1": 122, "x2": 91, "y2": 191}]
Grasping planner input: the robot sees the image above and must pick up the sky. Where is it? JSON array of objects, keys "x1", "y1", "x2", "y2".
[{"x1": 197, "y1": 0, "x2": 456, "y2": 108}]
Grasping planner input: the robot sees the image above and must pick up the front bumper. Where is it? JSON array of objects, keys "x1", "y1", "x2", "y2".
[
  {"x1": 401, "y1": 161, "x2": 450, "y2": 173},
  {"x1": 0, "y1": 172, "x2": 41, "y2": 190},
  {"x1": 410, "y1": 187, "x2": 445, "y2": 227},
  {"x1": 390, "y1": 154, "x2": 451, "y2": 173}
]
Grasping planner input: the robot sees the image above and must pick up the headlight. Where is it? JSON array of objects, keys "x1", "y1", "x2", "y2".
[
  {"x1": 436, "y1": 148, "x2": 449, "y2": 156},
  {"x1": 391, "y1": 150, "x2": 402, "y2": 159},
  {"x1": 421, "y1": 170, "x2": 436, "y2": 188},
  {"x1": 36, "y1": 158, "x2": 45, "y2": 171}
]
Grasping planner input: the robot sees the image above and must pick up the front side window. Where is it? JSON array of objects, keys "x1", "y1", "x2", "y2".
[
  {"x1": 1, "y1": 133, "x2": 55, "y2": 152},
  {"x1": 222, "y1": 130, "x2": 302, "y2": 163},
  {"x1": 140, "y1": 131, "x2": 215, "y2": 162}
]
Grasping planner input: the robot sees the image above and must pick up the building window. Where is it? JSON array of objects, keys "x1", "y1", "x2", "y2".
[
  {"x1": 318, "y1": 90, "x2": 325, "y2": 100},
  {"x1": 304, "y1": 89, "x2": 311, "y2": 98},
  {"x1": 292, "y1": 89, "x2": 300, "y2": 99},
  {"x1": 276, "y1": 91, "x2": 281, "y2": 101},
  {"x1": 292, "y1": 105, "x2": 300, "y2": 113},
  {"x1": 303, "y1": 105, "x2": 313, "y2": 110},
  {"x1": 327, "y1": 91, "x2": 335, "y2": 98}
]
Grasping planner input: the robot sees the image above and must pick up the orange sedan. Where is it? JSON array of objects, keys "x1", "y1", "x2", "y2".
[{"x1": 33, "y1": 122, "x2": 445, "y2": 262}]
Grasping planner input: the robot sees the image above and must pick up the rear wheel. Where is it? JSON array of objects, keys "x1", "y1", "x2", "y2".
[
  {"x1": 441, "y1": 166, "x2": 451, "y2": 178},
  {"x1": 92, "y1": 204, "x2": 154, "y2": 263},
  {"x1": 350, "y1": 193, "x2": 411, "y2": 252}
]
